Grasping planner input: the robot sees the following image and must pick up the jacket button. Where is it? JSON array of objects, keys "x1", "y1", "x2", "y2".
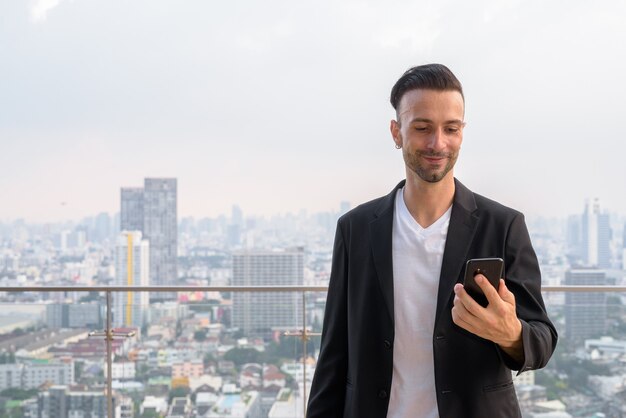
[
  {"x1": 384, "y1": 340, "x2": 392, "y2": 349},
  {"x1": 378, "y1": 390, "x2": 388, "y2": 399},
  {"x1": 435, "y1": 334, "x2": 445, "y2": 340}
]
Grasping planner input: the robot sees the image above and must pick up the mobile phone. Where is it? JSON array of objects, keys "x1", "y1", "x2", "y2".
[{"x1": 463, "y1": 258, "x2": 504, "y2": 307}]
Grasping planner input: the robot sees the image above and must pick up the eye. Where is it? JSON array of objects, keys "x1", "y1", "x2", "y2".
[
  {"x1": 445, "y1": 126, "x2": 462, "y2": 134},
  {"x1": 414, "y1": 126, "x2": 429, "y2": 132}
]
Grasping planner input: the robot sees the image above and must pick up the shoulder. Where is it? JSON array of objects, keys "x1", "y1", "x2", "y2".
[
  {"x1": 473, "y1": 192, "x2": 523, "y2": 220},
  {"x1": 455, "y1": 179, "x2": 523, "y2": 222},
  {"x1": 337, "y1": 181, "x2": 403, "y2": 226}
]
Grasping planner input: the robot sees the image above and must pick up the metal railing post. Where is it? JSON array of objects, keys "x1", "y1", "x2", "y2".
[
  {"x1": 302, "y1": 291, "x2": 307, "y2": 417},
  {"x1": 106, "y1": 291, "x2": 113, "y2": 418},
  {"x1": 89, "y1": 293, "x2": 135, "y2": 418}
]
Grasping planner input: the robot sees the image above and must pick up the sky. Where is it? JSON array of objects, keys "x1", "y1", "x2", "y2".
[{"x1": 1, "y1": 0, "x2": 626, "y2": 222}]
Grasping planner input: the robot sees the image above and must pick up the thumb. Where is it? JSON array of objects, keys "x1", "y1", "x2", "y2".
[{"x1": 498, "y1": 279, "x2": 515, "y2": 305}]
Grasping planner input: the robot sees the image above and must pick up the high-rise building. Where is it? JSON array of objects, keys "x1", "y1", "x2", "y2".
[
  {"x1": 120, "y1": 188, "x2": 144, "y2": 232},
  {"x1": 564, "y1": 268, "x2": 607, "y2": 342},
  {"x1": 597, "y1": 212, "x2": 611, "y2": 269},
  {"x1": 228, "y1": 205, "x2": 244, "y2": 248},
  {"x1": 120, "y1": 178, "x2": 177, "y2": 290},
  {"x1": 232, "y1": 248, "x2": 304, "y2": 338},
  {"x1": 581, "y1": 198, "x2": 612, "y2": 268},
  {"x1": 566, "y1": 214, "x2": 582, "y2": 262},
  {"x1": 143, "y1": 178, "x2": 178, "y2": 287},
  {"x1": 114, "y1": 231, "x2": 150, "y2": 328}
]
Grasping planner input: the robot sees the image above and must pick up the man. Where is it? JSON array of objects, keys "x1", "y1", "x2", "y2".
[{"x1": 307, "y1": 64, "x2": 557, "y2": 418}]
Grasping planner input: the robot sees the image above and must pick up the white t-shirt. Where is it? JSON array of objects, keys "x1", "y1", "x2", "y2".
[{"x1": 387, "y1": 188, "x2": 451, "y2": 418}]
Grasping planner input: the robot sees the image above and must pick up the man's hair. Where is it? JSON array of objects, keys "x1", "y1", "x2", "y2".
[{"x1": 390, "y1": 63, "x2": 464, "y2": 111}]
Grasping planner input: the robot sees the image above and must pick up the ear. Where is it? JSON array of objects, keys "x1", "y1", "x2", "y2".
[{"x1": 390, "y1": 119, "x2": 401, "y2": 148}]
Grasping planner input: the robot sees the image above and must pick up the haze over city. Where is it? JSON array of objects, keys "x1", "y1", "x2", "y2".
[{"x1": 2, "y1": 0, "x2": 626, "y2": 222}]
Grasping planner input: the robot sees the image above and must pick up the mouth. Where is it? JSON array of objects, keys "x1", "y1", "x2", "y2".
[{"x1": 423, "y1": 156, "x2": 446, "y2": 164}]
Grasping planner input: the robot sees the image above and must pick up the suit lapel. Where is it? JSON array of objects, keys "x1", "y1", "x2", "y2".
[
  {"x1": 369, "y1": 181, "x2": 404, "y2": 326},
  {"x1": 434, "y1": 179, "x2": 479, "y2": 328}
]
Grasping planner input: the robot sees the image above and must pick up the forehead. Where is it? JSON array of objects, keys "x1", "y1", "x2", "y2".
[{"x1": 397, "y1": 89, "x2": 465, "y2": 123}]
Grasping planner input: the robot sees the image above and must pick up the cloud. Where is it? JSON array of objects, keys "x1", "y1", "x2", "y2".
[{"x1": 30, "y1": 0, "x2": 64, "y2": 23}]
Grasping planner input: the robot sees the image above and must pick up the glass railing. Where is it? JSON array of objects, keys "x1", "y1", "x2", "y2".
[{"x1": 0, "y1": 285, "x2": 623, "y2": 418}]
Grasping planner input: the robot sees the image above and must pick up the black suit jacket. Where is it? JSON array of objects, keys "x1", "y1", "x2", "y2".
[{"x1": 307, "y1": 179, "x2": 557, "y2": 418}]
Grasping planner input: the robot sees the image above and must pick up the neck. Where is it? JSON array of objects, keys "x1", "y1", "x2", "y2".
[{"x1": 403, "y1": 171, "x2": 455, "y2": 228}]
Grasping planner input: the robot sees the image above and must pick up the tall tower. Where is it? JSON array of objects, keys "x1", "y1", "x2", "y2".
[
  {"x1": 143, "y1": 178, "x2": 178, "y2": 288},
  {"x1": 564, "y1": 268, "x2": 606, "y2": 343},
  {"x1": 120, "y1": 188, "x2": 144, "y2": 232},
  {"x1": 597, "y1": 211, "x2": 611, "y2": 269},
  {"x1": 120, "y1": 178, "x2": 177, "y2": 291},
  {"x1": 232, "y1": 248, "x2": 304, "y2": 339},
  {"x1": 566, "y1": 214, "x2": 582, "y2": 262},
  {"x1": 114, "y1": 231, "x2": 150, "y2": 328},
  {"x1": 582, "y1": 198, "x2": 612, "y2": 268}
]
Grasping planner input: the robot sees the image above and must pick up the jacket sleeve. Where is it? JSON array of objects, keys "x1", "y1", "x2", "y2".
[
  {"x1": 497, "y1": 213, "x2": 558, "y2": 373},
  {"x1": 307, "y1": 221, "x2": 349, "y2": 417}
]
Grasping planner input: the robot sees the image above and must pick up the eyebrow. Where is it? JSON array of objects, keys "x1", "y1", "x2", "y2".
[{"x1": 409, "y1": 118, "x2": 465, "y2": 125}]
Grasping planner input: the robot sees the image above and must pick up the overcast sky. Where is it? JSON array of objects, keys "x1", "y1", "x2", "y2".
[{"x1": 1, "y1": 0, "x2": 626, "y2": 222}]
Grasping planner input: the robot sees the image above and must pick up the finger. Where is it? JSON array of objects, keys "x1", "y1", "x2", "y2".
[
  {"x1": 498, "y1": 279, "x2": 516, "y2": 305},
  {"x1": 454, "y1": 286, "x2": 483, "y2": 317},
  {"x1": 475, "y1": 274, "x2": 501, "y2": 305},
  {"x1": 452, "y1": 306, "x2": 479, "y2": 334}
]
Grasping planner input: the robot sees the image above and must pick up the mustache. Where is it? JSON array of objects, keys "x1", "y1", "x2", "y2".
[{"x1": 415, "y1": 151, "x2": 454, "y2": 158}]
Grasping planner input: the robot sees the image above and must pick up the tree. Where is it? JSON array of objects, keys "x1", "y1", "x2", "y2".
[
  {"x1": 168, "y1": 386, "x2": 190, "y2": 402},
  {"x1": 193, "y1": 330, "x2": 207, "y2": 342},
  {"x1": 0, "y1": 388, "x2": 38, "y2": 401},
  {"x1": 203, "y1": 353, "x2": 215, "y2": 369},
  {"x1": 223, "y1": 348, "x2": 262, "y2": 366}
]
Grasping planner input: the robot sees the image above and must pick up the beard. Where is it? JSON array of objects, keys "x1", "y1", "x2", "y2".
[{"x1": 403, "y1": 149, "x2": 458, "y2": 183}]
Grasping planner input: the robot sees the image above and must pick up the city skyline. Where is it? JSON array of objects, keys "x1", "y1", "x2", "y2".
[
  {"x1": 3, "y1": 1, "x2": 626, "y2": 222},
  {"x1": 2, "y1": 194, "x2": 626, "y2": 226}
]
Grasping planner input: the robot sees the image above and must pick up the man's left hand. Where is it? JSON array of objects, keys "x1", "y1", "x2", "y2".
[{"x1": 451, "y1": 275, "x2": 524, "y2": 362}]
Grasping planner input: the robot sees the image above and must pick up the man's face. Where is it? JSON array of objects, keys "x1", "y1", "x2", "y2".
[{"x1": 391, "y1": 89, "x2": 465, "y2": 184}]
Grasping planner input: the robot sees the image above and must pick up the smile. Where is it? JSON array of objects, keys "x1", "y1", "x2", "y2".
[{"x1": 423, "y1": 156, "x2": 445, "y2": 163}]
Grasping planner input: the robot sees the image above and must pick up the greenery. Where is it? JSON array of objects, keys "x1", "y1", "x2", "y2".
[
  {"x1": 546, "y1": 336, "x2": 611, "y2": 392},
  {"x1": 136, "y1": 364, "x2": 150, "y2": 380},
  {"x1": 193, "y1": 330, "x2": 207, "y2": 342},
  {"x1": 78, "y1": 291, "x2": 100, "y2": 303},
  {"x1": 222, "y1": 335, "x2": 316, "y2": 367},
  {"x1": 203, "y1": 353, "x2": 215, "y2": 369},
  {"x1": 168, "y1": 386, "x2": 190, "y2": 402},
  {"x1": 535, "y1": 369, "x2": 567, "y2": 400},
  {"x1": 0, "y1": 389, "x2": 38, "y2": 401},
  {"x1": 223, "y1": 348, "x2": 263, "y2": 366},
  {"x1": 0, "y1": 407, "x2": 25, "y2": 418},
  {"x1": 138, "y1": 411, "x2": 161, "y2": 418},
  {"x1": 0, "y1": 352, "x2": 16, "y2": 365}
]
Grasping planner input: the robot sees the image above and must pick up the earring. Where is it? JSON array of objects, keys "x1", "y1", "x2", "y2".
[{"x1": 395, "y1": 144, "x2": 401, "y2": 149}]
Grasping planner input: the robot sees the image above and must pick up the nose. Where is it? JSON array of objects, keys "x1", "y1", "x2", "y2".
[{"x1": 427, "y1": 128, "x2": 446, "y2": 152}]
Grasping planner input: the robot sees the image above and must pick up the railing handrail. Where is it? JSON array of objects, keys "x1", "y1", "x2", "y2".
[
  {"x1": 1, "y1": 285, "x2": 625, "y2": 292},
  {"x1": 0, "y1": 285, "x2": 329, "y2": 292}
]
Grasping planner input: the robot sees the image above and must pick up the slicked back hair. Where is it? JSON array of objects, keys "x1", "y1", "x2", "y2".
[{"x1": 390, "y1": 64, "x2": 464, "y2": 113}]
